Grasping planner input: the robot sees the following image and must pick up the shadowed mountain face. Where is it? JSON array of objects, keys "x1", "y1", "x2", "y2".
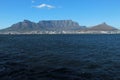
[
  {"x1": 0, "y1": 20, "x2": 118, "y2": 34},
  {"x1": 87, "y1": 23, "x2": 118, "y2": 31},
  {"x1": 38, "y1": 20, "x2": 84, "y2": 31},
  {"x1": 1, "y1": 20, "x2": 85, "y2": 32},
  {"x1": 17, "y1": 20, "x2": 39, "y2": 30},
  {"x1": 1, "y1": 20, "x2": 39, "y2": 32}
]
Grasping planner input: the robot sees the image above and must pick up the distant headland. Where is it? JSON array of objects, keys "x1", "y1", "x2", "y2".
[{"x1": 0, "y1": 20, "x2": 119, "y2": 34}]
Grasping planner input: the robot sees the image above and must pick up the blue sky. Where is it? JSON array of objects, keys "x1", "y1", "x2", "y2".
[{"x1": 0, "y1": 0, "x2": 120, "y2": 29}]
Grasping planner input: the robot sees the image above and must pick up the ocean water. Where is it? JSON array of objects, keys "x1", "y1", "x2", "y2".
[{"x1": 0, "y1": 34, "x2": 120, "y2": 80}]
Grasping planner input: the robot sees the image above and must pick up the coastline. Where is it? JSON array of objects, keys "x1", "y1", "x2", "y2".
[{"x1": 0, "y1": 30, "x2": 120, "y2": 35}]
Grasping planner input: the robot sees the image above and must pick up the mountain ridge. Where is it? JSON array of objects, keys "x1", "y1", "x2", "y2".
[
  {"x1": 86, "y1": 22, "x2": 118, "y2": 31},
  {"x1": 1, "y1": 20, "x2": 85, "y2": 32},
  {"x1": 0, "y1": 20, "x2": 119, "y2": 34}
]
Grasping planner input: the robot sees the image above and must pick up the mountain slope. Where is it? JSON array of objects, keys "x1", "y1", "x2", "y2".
[
  {"x1": 37, "y1": 20, "x2": 84, "y2": 31},
  {"x1": 1, "y1": 20, "x2": 39, "y2": 32},
  {"x1": 0, "y1": 20, "x2": 84, "y2": 33},
  {"x1": 87, "y1": 23, "x2": 118, "y2": 31}
]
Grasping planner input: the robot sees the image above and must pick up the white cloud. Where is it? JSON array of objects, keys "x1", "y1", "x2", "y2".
[{"x1": 34, "y1": 4, "x2": 55, "y2": 9}]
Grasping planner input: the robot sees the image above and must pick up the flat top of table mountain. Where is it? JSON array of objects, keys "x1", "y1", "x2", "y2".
[{"x1": 1, "y1": 20, "x2": 85, "y2": 32}]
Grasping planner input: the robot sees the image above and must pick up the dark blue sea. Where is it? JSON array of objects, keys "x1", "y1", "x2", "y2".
[{"x1": 0, "y1": 34, "x2": 120, "y2": 80}]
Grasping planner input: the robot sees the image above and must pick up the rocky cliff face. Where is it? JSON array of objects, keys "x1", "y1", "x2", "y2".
[
  {"x1": 1, "y1": 20, "x2": 84, "y2": 32},
  {"x1": 38, "y1": 20, "x2": 83, "y2": 31}
]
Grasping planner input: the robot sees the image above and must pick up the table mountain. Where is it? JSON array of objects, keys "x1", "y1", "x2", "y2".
[
  {"x1": 0, "y1": 20, "x2": 85, "y2": 33},
  {"x1": 37, "y1": 20, "x2": 85, "y2": 31}
]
